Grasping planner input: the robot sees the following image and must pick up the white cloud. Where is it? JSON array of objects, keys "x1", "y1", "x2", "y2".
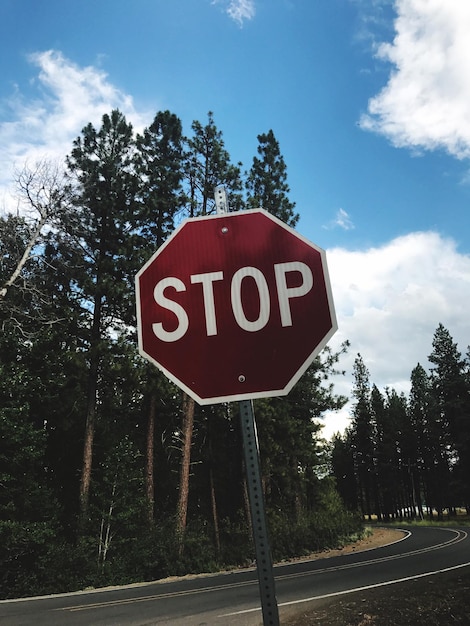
[
  {"x1": 360, "y1": 0, "x2": 470, "y2": 158},
  {"x1": 0, "y1": 50, "x2": 150, "y2": 212},
  {"x1": 228, "y1": 0, "x2": 255, "y2": 25},
  {"x1": 321, "y1": 230, "x2": 470, "y2": 439},
  {"x1": 212, "y1": 0, "x2": 255, "y2": 26},
  {"x1": 323, "y1": 208, "x2": 355, "y2": 231}
]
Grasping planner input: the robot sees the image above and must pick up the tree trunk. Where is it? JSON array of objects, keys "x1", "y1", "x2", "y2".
[
  {"x1": 209, "y1": 467, "x2": 221, "y2": 556},
  {"x1": 79, "y1": 358, "x2": 98, "y2": 528},
  {"x1": 146, "y1": 393, "x2": 156, "y2": 527},
  {"x1": 0, "y1": 216, "x2": 46, "y2": 299},
  {"x1": 176, "y1": 393, "x2": 195, "y2": 550},
  {"x1": 78, "y1": 295, "x2": 102, "y2": 529}
]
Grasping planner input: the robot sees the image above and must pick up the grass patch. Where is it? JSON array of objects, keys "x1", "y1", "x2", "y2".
[{"x1": 384, "y1": 515, "x2": 470, "y2": 528}]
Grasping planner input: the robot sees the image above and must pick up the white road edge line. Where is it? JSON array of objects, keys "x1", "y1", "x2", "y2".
[{"x1": 220, "y1": 561, "x2": 470, "y2": 618}]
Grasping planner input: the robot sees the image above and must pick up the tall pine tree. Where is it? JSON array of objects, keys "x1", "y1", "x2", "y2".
[
  {"x1": 429, "y1": 324, "x2": 470, "y2": 512},
  {"x1": 246, "y1": 129, "x2": 299, "y2": 227},
  {"x1": 350, "y1": 354, "x2": 376, "y2": 519},
  {"x1": 135, "y1": 110, "x2": 185, "y2": 526},
  {"x1": 66, "y1": 110, "x2": 138, "y2": 526}
]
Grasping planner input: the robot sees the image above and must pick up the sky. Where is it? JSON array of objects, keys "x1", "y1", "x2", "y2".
[{"x1": 1, "y1": 0, "x2": 470, "y2": 438}]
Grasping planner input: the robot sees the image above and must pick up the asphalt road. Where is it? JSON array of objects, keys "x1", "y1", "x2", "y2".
[{"x1": 1, "y1": 526, "x2": 469, "y2": 625}]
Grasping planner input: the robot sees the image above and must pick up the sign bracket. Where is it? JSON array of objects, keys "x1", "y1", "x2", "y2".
[{"x1": 214, "y1": 184, "x2": 229, "y2": 214}]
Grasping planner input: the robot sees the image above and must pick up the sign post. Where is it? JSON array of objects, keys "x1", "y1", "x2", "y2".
[
  {"x1": 240, "y1": 399, "x2": 280, "y2": 625},
  {"x1": 135, "y1": 197, "x2": 337, "y2": 625},
  {"x1": 215, "y1": 189, "x2": 279, "y2": 624}
]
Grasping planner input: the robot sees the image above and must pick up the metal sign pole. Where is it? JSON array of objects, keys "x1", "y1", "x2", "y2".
[
  {"x1": 215, "y1": 186, "x2": 279, "y2": 624},
  {"x1": 239, "y1": 399, "x2": 280, "y2": 626}
]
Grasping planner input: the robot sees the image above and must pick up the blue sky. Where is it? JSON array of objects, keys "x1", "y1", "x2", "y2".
[{"x1": 2, "y1": 0, "x2": 470, "y2": 436}]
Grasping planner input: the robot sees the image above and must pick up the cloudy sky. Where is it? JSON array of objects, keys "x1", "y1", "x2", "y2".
[{"x1": 2, "y1": 0, "x2": 470, "y2": 437}]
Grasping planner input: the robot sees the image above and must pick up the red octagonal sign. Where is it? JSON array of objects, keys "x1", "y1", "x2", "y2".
[{"x1": 136, "y1": 209, "x2": 337, "y2": 405}]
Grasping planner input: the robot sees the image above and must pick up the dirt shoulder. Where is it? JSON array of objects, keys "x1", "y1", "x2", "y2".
[
  {"x1": 282, "y1": 568, "x2": 470, "y2": 625},
  {"x1": 290, "y1": 526, "x2": 405, "y2": 562}
]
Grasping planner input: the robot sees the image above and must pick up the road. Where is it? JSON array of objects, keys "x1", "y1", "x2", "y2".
[{"x1": 1, "y1": 526, "x2": 469, "y2": 625}]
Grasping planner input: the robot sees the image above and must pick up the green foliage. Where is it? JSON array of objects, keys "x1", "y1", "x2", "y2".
[
  {"x1": 218, "y1": 513, "x2": 253, "y2": 566},
  {"x1": 0, "y1": 405, "x2": 58, "y2": 523},
  {"x1": 253, "y1": 346, "x2": 349, "y2": 513},
  {"x1": 330, "y1": 432, "x2": 357, "y2": 511},
  {"x1": 135, "y1": 110, "x2": 185, "y2": 253},
  {"x1": 0, "y1": 521, "x2": 57, "y2": 599},
  {"x1": 246, "y1": 129, "x2": 299, "y2": 226},
  {"x1": 334, "y1": 324, "x2": 470, "y2": 521},
  {"x1": 185, "y1": 111, "x2": 243, "y2": 215},
  {"x1": 268, "y1": 478, "x2": 363, "y2": 560},
  {"x1": 0, "y1": 214, "x2": 32, "y2": 288}
]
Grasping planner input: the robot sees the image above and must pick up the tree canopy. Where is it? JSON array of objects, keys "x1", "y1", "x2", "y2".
[{"x1": 0, "y1": 110, "x2": 356, "y2": 599}]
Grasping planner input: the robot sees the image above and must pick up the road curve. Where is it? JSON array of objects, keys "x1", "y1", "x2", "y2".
[{"x1": 1, "y1": 525, "x2": 469, "y2": 625}]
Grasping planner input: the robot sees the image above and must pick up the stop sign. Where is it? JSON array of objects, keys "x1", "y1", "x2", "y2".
[{"x1": 136, "y1": 209, "x2": 337, "y2": 405}]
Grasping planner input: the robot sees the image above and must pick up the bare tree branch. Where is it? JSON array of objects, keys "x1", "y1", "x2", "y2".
[{"x1": 0, "y1": 159, "x2": 70, "y2": 301}]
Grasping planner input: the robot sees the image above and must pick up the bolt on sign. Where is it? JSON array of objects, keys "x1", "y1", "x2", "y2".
[{"x1": 136, "y1": 208, "x2": 337, "y2": 405}]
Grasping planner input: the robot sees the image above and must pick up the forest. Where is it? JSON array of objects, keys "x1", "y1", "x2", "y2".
[
  {"x1": 1, "y1": 108, "x2": 468, "y2": 600},
  {"x1": 332, "y1": 328, "x2": 470, "y2": 522}
]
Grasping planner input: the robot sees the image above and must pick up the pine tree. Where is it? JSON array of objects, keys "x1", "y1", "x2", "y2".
[
  {"x1": 66, "y1": 110, "x2": 138, "y2": 526},
  {"x1": 464, "y1": 347, "x2": 470, "y2": 513},
  {"x1": 409, "y1": 363, "x2": 433, "y2": 518},
  {"x1": 385, "y1": 388, "x2": 413, "y2": 518},
  {"x1": 135, "y1": 110, "x2": 185, "y2": 525},
  {"x1": 185, "y1": 111, "x2": 243, "y2": 216},
  {"x1": 135, "y1": 110, "x2": 185, "y2": 250},
  {"x1": 330, "y1": 431, "x2": 357, "y2": 511},
  {"x1": 246, "y1": 129, "x2": 299, "y2": 227},
  {"x1": 350, "y1": 354, "x2": 376, "y2": 519},
  {"x1": 372, "y1": 385, "x2": 395, "y2": 519},
  {"x1": 428, "y1": 324, "x2": 470, "y2": 512}
]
